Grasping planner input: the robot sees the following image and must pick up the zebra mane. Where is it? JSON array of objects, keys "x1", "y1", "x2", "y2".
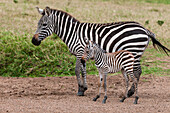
[
  {"x1": 51, "y1": 8, "x2": 80, "y2": 23},
  {"x1": 48, "y1": 7, "x2": 140, "y2": 26},
  {"x1": 98, "y1": 21, "x2": 139, "y2": 26}
]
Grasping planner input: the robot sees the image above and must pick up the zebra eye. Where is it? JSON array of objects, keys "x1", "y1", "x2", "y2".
[{"x1": 42, "y1": 23, "x2": 47, "y2": 26}]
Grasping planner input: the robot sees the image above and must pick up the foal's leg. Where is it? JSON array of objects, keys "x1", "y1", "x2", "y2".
[
  {"x1": 102, "y1": 73, "x2": 107, "y2": 104},
  {"x1": 93, "y1": 70, "x2": 103, "y2": 101},
  {"x1": 120, "y1": 69, "x2": 129, "y2": 102}
]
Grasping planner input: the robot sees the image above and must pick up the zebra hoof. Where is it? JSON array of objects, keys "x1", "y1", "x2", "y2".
[
  {"x1": 127, "y1": 89, "x2": 135, "y2": 97},
  {"x1": 84, "y1": 86, "x2": 88, "y2": 91},
  {"x1": 93, "y1": 97, "x2": 97, "y2": 101},
  {"x1": 102, "y1": 100, "x2": 106, "y2": 104},
  {"x1": 93, "y1": 95, "x2": 100, "y2": 101},
  {"x1": 134, "y1": 96, "x2": 139, "y2": 104},
  {"x1": 120, "y1": 97, "x2": 126, "y2": 102},
  {"x1": 120, "y1": 100, "x2": 123, "y2": 102},
  {"x1": 134, "y1": 101, "x2": 138, "y2": 104},
  {"x1": 77, "y1": 91, "x2": 84, "y2": 96},
  {"x1": 102, "y1": 96, "x2": 107, "y2": 104}
]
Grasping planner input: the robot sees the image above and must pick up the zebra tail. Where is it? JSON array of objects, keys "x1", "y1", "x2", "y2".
[{"x1": 147, "y1": 29, "x2": 170, "y2": 56}]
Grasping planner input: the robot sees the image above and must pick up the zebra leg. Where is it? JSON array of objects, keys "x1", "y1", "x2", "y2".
[
  {"x1": 129, "y1": 71, "x2": 139, "y2": 104},
  {"x1": 120, "y1": 70, "x2": 129, "y2": 102},
  {"x1": 80, "y1": 59, "x2": 88, "y2": 91},
  {"x1": 102, "y1": 73, "x2": 107, "y2": 104},
  {"x1": 135, "y1": 64, "x2": 142, "y2": 81},
  {"x1": 93, "y1": 70, "x2": 103, "y2": 101},
  {"x1": 133, "y1": 78, "x2": 139, "y2": 104},
  {"x1": 127, "y1": 65, "x2": 141, "y2": 97},
  {"x1": 75, "y1": 59, "x2": 84, "y2": 96}
]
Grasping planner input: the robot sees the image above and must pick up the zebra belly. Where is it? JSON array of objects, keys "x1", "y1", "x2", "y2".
[{"x1": 107, "y1": 65, "x2": 121, "y2": 74}]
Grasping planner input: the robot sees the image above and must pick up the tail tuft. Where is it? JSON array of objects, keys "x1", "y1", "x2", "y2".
[{"x1": 147, "y1": 29, "x2": 170, "y2": 56}]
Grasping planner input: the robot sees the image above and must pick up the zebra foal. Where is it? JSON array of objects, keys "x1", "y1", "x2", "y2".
[{"x1": 82, "y1": 39, "x2": 139, "y2": 104}]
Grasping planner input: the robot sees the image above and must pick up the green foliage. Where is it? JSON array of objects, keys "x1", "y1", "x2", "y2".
[
  {"x1": 149, "y1": 8, "x2": 159, "y2": 12},
  {"x1": 0, "y1": 31, "x2": 99, "y2": 77},
  {"x1": 0, "y1": 32, "x2": 69, "y2": 77},
  {"x1": 145, "y1": 20, "x2": 149, "y2": 25},
  {"x1": 13, "y1": 0, "x2": 18, "y2": 3},
  {"x1": 157, "y1": 20, "x2": 164, "y2": 26}
]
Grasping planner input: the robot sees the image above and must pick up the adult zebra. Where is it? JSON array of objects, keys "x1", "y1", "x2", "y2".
[{"x1": 32, "y1": 6, "x2": 169, "y2": 96}]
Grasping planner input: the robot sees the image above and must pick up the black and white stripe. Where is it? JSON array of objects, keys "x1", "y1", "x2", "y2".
[
  {"x1": 83, "y1": 40, "x2": 135, "y2": 74},
  {"x1": 32, "y1": 6, "x2": 170, "y2": 96}
]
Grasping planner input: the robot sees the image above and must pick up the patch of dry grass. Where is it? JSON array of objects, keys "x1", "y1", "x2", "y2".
[{"x1": 1, "y1": 0, "x2": 170, "y2": 40}]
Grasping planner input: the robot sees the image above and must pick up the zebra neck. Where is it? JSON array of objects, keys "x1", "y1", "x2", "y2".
[
  {"x1": 53, "y1": 10, "x2": 80, "y2": 47},
  {"x1": 94, "y1": 48, "x2": 105, "y2": 66}
]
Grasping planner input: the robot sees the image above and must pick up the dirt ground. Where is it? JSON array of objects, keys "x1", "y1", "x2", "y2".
[{"x1": 0, "y1": 75, "x2": 170, "y2": 113}]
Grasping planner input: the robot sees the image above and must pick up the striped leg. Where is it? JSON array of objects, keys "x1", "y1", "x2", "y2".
[
  {"x1": 127, "y1": 63, "x2": 142, "y2": 97},
  {"x1": 130, "y1": 73, "x2": 139, "y2": 104},
  {"x1": 120, "y1": 69, "x2": 129, "y2": 102},
  {"x1": 80, "y1": 59, "x2": 88, "y2": 91},
  {"x1": 134, "y1": 79, "x2": 139, "y2": 104},
  {"x1": 102, "y1": 73, "x2": 107, "y2": 104},
  {"x1": 134, "y1": 64, "x2": 142, "y2": 81},
  {"x1": 93, "y1": 70, "x2": 103, "y2": 101},
  {"x1": 75, "y1": 59, "x2": 84, "y2": 96}
]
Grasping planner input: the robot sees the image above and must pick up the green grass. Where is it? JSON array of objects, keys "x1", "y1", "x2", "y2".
[
  {"x1": 140, "y1": 46, "x2": 170, "y2": 76},
  {"x1": 144, "y1": 0, "x2": 170, "y2": 4},
  {"x1": 141, "y1": 66, "x2": 169, "y2": 76},
  {"x1": 0, "y1": 31, "x2": 99, "y2": 77},
  {"x1": 0, "y1": 32, "x2": 75, "y2": 77}
]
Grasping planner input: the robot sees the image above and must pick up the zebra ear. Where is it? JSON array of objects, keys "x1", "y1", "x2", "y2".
[
  {"x1": 45, "y1": 6, "x2": 52, "y2": 16},
  {"x1": 36, "y1": 7, "x2": 44, "y2": 15}
]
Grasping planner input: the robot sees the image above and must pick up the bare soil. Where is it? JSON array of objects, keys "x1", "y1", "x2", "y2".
[{"x1": 0, "y1": 75, "x2": 170, "y2": 113}]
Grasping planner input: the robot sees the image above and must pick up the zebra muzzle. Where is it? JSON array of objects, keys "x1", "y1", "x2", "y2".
[
  {"x1": 82, "y1": 56, "x2": 85, "y2": 60},
  {"x1": 32, "y1": 34, "x2": 41, "y2": 46},
  {"x1": 81, "y1": 56, "x2": 87, "y2": 62}
]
